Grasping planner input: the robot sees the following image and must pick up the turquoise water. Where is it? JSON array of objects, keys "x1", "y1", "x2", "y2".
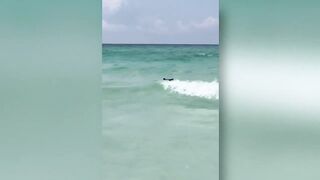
[{"x1": 102, "y1": 44, "x2": 219, "y2": 180}]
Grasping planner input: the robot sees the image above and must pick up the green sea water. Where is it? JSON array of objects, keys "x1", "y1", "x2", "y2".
[{"x1": 102, "y1": 44, "x2": 219, "y2": 180}]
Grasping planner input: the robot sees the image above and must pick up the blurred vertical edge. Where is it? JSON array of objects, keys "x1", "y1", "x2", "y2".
[
  {"x1": 221, "y1": 0, "x2": 320, "y2": 180},
  {"x1": 0, "y1": 0, "x2": 101, "y2": 180}
]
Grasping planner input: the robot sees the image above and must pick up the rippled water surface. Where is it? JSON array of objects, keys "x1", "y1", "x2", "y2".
[{"x1": 102, "y1": 44, "x2": 219, "y2": 180}]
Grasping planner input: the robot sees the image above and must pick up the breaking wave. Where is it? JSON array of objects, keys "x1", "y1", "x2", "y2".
[{"x1": 160, "y1": 80, "x2": 219, "y2": 100}]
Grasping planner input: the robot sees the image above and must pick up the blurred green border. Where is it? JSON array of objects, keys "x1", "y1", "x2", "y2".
[
  {"x1": 221, "y1": 0, "x2": 320, "y2": 180},
  {"x1": 0, "y1": 1, "x2": 101, "y2": 180}
]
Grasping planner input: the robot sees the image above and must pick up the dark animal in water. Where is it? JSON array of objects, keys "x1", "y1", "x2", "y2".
[{"x1": 163, "y1": 78, "x2": 174, "y2": 81}]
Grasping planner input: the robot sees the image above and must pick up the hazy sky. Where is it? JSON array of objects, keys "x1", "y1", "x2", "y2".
[{"x1": 103, "y1": 0, "x2": 219, "y2": 44}]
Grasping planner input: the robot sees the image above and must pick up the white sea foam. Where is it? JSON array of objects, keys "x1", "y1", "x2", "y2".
[{"x1": 160, "y1": 80, "x2": 219, "y2": 100}]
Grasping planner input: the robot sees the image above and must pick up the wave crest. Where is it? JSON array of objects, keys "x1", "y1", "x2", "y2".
[{"x1": 160, "y1": 80, "x2": 219, "y2": 100}]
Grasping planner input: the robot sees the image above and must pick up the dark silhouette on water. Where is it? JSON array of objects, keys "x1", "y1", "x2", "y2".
[{"x1": 163, "y1": 78, "x2": 174, "y2": 81}]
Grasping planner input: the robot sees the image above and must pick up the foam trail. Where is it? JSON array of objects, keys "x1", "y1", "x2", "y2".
[{"x1": 161, "y1": 80, "x2": 219, "y2": 100}]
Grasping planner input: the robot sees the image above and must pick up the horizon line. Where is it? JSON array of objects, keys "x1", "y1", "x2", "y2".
[{"x1": 102, "y1": 43, "x2": 219, "y2": 45}]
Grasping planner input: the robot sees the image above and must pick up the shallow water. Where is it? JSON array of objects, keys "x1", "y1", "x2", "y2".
[{"x1": 102, "y1": 44, "x2": 219, "y2": 180}]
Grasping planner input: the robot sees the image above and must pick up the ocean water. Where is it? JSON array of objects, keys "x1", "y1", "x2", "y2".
[{"x1": 102, "y1": 44, "x2": 219, "y2": 180}]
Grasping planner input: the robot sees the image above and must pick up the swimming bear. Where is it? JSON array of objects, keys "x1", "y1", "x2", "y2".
[{"x1": 163, "y1": 78, "x2": 174, "y2": 81}]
